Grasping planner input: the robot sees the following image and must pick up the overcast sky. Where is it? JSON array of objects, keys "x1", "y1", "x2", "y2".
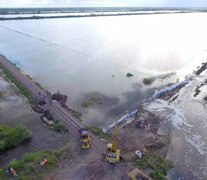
[{"x1": 0, "y1": 0, "x2": 207, "y2": 8}]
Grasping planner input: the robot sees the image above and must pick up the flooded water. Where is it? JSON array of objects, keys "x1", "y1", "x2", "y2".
[
  {"x1": 0, "y1": 75, "x2": 68, "y2": 167},
  {"x1": 147, "y1": 72, "x2": 207, "y2": 180},
  {"x1": 0, "y1": 12, "x2": 207, "y2": 179},
  {"x1": 1, "y1": 13, "x2": 207, "y2": 127}
]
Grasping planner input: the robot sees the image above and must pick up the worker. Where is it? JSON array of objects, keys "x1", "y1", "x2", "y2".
[
  {"x1": 40, "y1": 158, "x2": 48, "y2": 168},
  {"x1": 43, "y1": 158, "x2": 48, "y2": 165},
  {"x1": 40, "y1": 161, "x2": 44, "y2": 168},
  {"x1": 5, "y1": 168, "x2": 9, "y2": 175},
  {"x1": 12, "y1": 169, "x2": 18, "y2": 177}
]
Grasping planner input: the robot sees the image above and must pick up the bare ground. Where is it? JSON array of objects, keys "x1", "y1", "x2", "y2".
[{"x1": 44, "y1": 105, "x2": 170, "y2": 180}]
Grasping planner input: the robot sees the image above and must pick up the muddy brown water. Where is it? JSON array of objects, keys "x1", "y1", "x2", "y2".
[{"x1": 0, "y1": 75, "x2": 68, "y2": 167}]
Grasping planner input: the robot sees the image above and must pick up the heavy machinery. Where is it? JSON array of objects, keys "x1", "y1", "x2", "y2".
[
  {"x1": 78, "y1": 128, "x2": 91, "y2": 149},
  {"x1": 106, "y1": 125, "x2": 120, "y2": 163}
]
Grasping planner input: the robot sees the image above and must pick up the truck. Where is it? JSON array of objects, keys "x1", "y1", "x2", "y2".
[{"x1": 78, "y1": 128, "x2": 91, "y2": 149}]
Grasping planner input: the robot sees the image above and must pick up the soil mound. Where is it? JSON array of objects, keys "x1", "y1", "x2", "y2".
[{"x1": 52, "y1": 93, "x2": 67, "y2": 105}]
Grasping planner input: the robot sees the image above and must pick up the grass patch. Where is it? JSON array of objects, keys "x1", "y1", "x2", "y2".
[
  {"x1": 143, "y1": 78, "x2": 152, "y2": 85},
  {"x1": 35, "y1": 82, "x2": 45, "y2": 90},
  {"x1": 54, "y1": 147, "x2": 70, "y2": 158},
  {"x1": 0, "y1": 65, "x2": 34, "y2": 104},
  {"x1": 71, "y1": 109, "x2": 82, "y2": 121},
  {"x1": 26, "y1": 74, "x2": 32, "y2": 80},
  {"x1": 52, "y1": 119, "x2": 65, "y2": 132},
  {"x1": 81, "y1": 96, "x2": 102, "y2": 108},
  {"x1": 88, "y1": 96, "x2": 102, "y2": 104},
  {"x1": 0, "y1": 123, "x2": 32, "y2": 152},
  {"x1": 0, "y1": 148, "x2": 70, "y2": 180},
  {"x1": 99, "y1": 133, "x2": 112, "y2": 140},
  {"x1": 87, "y1": 126, "x2": 111, "y2": 140},
  {"x1": 126, "y1": 72, "x2": 133, "y2": 77},
  {"x1": 87, "y1": 126, "x2": 102, "y2": 135},
  {"x1": 134, "y1": 153, "x2": 172, "y2": 180},
  {"x1": 81, "y1": 101, "x2": 91, "y2": 108}
]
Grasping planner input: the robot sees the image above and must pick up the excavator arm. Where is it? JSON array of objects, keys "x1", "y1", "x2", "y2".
[{"x1": 112, "y1": 125, "x2": 117, "y2": 152}]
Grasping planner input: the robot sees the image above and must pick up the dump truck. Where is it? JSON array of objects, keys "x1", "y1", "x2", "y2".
[{"x1": 78, "y1": 128, "x2": 91, "y2": 149}]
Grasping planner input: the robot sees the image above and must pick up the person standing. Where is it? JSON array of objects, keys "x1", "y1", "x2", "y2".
[{"x1": 5, "y1": 168, "x2": 9, "y2": 176}]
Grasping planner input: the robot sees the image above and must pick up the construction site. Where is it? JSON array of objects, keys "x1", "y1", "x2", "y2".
[{"x1": 1, "y1": 5, "x2": 207, "y2": 180}]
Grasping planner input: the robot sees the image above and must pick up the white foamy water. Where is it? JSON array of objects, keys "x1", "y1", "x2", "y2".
[
  {"x1": 147, "y1": 75, "x2": 207, "y2": 154},
  {"x1": 146, "y1": 70, "x2": 207, "y2": 179}
]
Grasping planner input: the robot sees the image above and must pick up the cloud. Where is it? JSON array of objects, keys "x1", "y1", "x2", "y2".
[
  {"x1": 0, "y1": 0, "x2": 73, "y2": 7},
  {"x1": 0, "y1": 0, "x2": 207, "y2": 7}
]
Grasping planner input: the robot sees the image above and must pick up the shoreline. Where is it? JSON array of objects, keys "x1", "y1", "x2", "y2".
[{"x1": 0, "y1": 11, "x2": 192, "y2": 21}]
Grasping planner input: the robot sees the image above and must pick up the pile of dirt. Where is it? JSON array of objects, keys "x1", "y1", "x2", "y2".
[
  {"x1": 117, "y1": 110, "x2": 169, "y2": 162},
  {"x1": 31, "y1": 104, "x2": 45, "y2": 114},
  {"x1": 69, "y1": 157, "x2": 128, "y2": 180},
  {"x1": 43, "y1": 110, "x2": 53, "y2": 121},
  {"x1": 52, "y1": 93, "x2": 71, "y2": 111},
  {"x1": 52, "y1": 93, "x2": 68, "y2": 105}
]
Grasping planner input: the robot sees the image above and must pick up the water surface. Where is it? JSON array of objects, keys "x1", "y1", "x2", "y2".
[
  {"x1": 0, "y1": 13, "x2": 207, "y2": 127},
  {"x1": 0, "y1": 75, "x2": 67, "y2": 167}
]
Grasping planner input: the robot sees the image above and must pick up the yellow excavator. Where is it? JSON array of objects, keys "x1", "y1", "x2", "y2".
[
  {"x1": 106, "y1": 125, "x2": 120, "y2": 163},
  {"x1": 78, "y1": 128, "x2": 91, "y2": 149}
]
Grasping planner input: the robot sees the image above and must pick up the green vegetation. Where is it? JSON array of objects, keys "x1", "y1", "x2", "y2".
[
  {"x1": 126, "y1": 72, "x2": 133, "y2": 77},
  {"x1": 89, "y1": 96, "x2": 102, "y2": 104},
  {"x1": 0, "y1": 147, "x2": 70, "y2": 180},
  {"x1": 87, "y1": 126, "x2": 102, "y2": 135},
  {"x1": 99, "y1": 133, "x2": 112, "y2": 140},
  {"x1": 35, "y1": 82, "x2": 45, "y2": 90},
  {"x1": 81, "y1": 96, "x2": 102, "y2": 108},
  {"x1": 0, "y1": 65, "x2": 34, "y2": 104},
  {"x1": 71, "y1": 109, "x2": 82, "y2": 120},
  {"x1": 26, "y1": 74, "x2": 32, "y2": 80},
  {"x1": 87, "y1": 126, "x2": 112, "y2": 140},
  {"x1": 52, "y1": 119, "x2": 65, "y2": 132},
  {"x1": 0, "y1": 124, "x2": 32, "y2": 152},
  {"x1": 134, "y1": 153, "x2": 172, "y2": 180},
  {"x1": 81, "y1": 101, "x2": 91, "y2": 108},
  {"x1": 143, "y1": 78, "x2": 152, "y2": 85},
  {"x1": 0, "y1": 140, "x2": 6, "y2": 151},
  {"x1": 54, "y1": 147, "x2": 70, "y2": 158}
]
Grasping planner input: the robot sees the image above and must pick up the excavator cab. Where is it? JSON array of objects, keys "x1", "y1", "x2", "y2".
[
  {"x1": 78, "y1": 128, "x2": 91, "y2": 149},
  {"x1": 106, "y1": 125, "x2": 120, "y2": 163}
]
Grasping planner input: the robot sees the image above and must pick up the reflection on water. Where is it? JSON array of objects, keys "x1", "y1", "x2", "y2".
[
  {"x1": 0, "y1": 13, "x2": 207, "y2": 127},
  {"x1": 0, "y1": 76, "x2": 67, "y2": 167},
  {"x1": 0, "y1": 12, "x2": 207, "y2": 179}
]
